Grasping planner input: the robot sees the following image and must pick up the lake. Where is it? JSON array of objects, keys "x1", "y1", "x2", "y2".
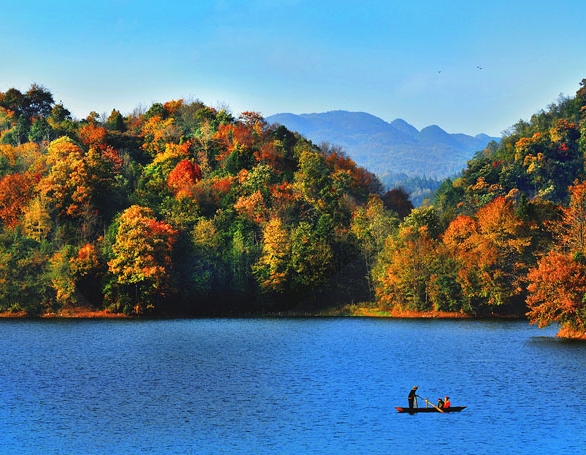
[{"x1": 0, "y1": 318, "x2": 584, "y2": 454}]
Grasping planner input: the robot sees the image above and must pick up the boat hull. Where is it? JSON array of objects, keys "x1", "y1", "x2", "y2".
[{"x1": 395, "y1": 406, "x2": 466, "y2": 413}]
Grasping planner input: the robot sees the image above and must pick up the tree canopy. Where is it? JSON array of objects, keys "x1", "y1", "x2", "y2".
[
  {"x1": 0, "y1": 85, "x2": 382, "y2": 315},
  {"x1": 2, "y1": 78, "x2": 586, "y2": 338}
]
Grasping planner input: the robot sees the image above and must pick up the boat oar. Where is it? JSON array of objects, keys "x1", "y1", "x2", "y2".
[{"x1": 417, "y1": 395, "x2": 444, "y2": 413}]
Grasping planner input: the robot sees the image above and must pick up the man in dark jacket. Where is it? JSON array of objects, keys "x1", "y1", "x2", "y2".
[{"x1": 408, "y1": 386, "x2": 419, "y2": 410}]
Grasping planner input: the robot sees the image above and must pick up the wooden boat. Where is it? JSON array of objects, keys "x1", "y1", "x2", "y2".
[{"x1": 395, "y1": 406, "x2": 466, "y2": 413}]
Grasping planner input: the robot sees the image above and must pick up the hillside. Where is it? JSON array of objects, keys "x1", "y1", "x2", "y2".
[
  {"x1": 1, "y1": 78, "x2": 586, "y2": 335},
  {"x1": 0, "y1": 86, "x2": 385, "y2": 317},
  {"x1": 266, "y1": 111, "x2": 499, "y2": 181},
  {"x1": 370, "y1": 79, "x2": 586, "y2": 337}
]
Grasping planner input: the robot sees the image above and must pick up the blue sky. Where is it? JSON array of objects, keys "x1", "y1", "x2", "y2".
[{"x1": 1, "y1": 0, "x2": 585, "y2": 136}]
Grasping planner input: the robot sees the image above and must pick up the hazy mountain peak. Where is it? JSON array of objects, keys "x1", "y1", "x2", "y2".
[
  {"x1": 390, "y1": 118, "x2": 419, "y2": 136},
  {"x1": 265, "y1": 110, "x2": 499, "y2": 180}
]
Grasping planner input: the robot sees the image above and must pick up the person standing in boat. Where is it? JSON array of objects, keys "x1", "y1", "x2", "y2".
[{"x1": 408, "y1": 386, "x2": 418, "y2": 409}]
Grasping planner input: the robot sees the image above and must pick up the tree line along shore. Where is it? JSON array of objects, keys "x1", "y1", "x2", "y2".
[{"x1": 1, "y1": 80, "x2": 586, "y2": 338}]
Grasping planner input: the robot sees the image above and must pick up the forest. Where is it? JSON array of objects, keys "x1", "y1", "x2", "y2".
[{"x1": 1, "y1": 79, "x2": 586, "y2": 337}]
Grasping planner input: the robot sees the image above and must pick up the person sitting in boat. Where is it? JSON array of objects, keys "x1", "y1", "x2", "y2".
[
  {"x1": 408, "y1": 386, "x2": 418, "y2": 409},
  {"x1": 437, "y1": 398, "x2": 445, "y2": 408},
  {"x1": 443, "y1": 396, "x2": 451, "y2": 409}
]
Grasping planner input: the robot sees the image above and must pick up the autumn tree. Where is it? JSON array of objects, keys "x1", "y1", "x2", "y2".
[
  {"x1": 526, "y1": 251, "x2": 586, "y2": 333},
  {"x1": 0, "y1": 172, "x2": 35, "y2": 228},
  {"x1": 38, "y1": 137, "x2": 89, "y2": 218},
  {"x1": 78, "y1": 122, "x2": 108, "y2": 148},
  {"x1": 443, "y1": 196, "x2": 531, "y2": 312},
  {"x1": 107, "y1": 205, "x2": 178, "y2": 313},
  {"x1": 373, "y1": 225, "x2": 441, "y2": 311},
  {"x1": 213, "y1": 122, "x2": 255, "y2": 172},
  {"x1": 252, "y1": 216, "x2": 291, "y2": 295},
  {"x1": 36, "y1": 137, "x2": 121, "y2": 240},
  {"x1": 233, "y1": 164, "x2": 274, "y2": 223},
  {"x1": 526, "y1": 181, "x2": 586, "y2": 335},
  {"x1": 555, "y1": 179, "x2": 586, "y2": 253},
  {"x1": 140, "y1": 115, "x2": 182, "y2": 157},
  {"x1": 139, "y1": 142, "x2": 192, "y2": 206},
  {"x1": 167, "y1": 159, "x2": 202, "y2": 199},
  {"x1": 22, "y1": 196, "x2": 52, "y2": 241},
  {"x1": 351, "y1": 195, "x2": 399, "y2": 295}
]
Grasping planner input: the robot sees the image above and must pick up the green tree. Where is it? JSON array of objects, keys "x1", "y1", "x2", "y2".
[
  {"x1": 0, "y1": 234, "x2": 51, "y2": 314},
  {"x1": 290, "y1": 221, "x2": 334, "y2": 296},
  {"x1": 28, "y1": 117, "x2": 52, "y2": 142},
  {"x1": 23, "y1": 84, "x2": 54, "y2": 118},
  {"x1": 105, "y1": 109, "x2": 126, "y2": 132},
  {"x1": 351, "y1": 195, "x2": 399, "y2": 295},
  {"x1": 190, "y1": 217, "x2": 222, "y2": 298},
  {"x1": 402, "y1": 206, "x2": 442, "y2": 238},
  {"x1": 294, "y1": 148, "x2": 332, "y2": 209}
]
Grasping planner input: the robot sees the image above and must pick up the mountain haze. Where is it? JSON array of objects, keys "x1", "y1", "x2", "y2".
[{"x1": 266, "y1": 111, "x2": 499, "y2": 181}]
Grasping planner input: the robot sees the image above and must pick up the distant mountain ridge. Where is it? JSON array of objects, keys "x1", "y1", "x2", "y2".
[{"x1": 266, "y1": 111, "x2": 499, "y2": 180}]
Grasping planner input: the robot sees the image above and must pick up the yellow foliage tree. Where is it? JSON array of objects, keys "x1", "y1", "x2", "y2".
[
  {"x1": 108, "y1": 205, "x2": 178, "y2": 312},
  {"x1": 252, "y1": 217, "x2": 291, "y2": 293}
]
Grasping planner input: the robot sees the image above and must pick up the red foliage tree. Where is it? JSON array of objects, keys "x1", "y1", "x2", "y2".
[{"x1": 167, "y1": 159, "x2": 202, "y2": 199}]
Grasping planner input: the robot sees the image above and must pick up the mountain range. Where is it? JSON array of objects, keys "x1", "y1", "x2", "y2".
[{"x1": 266, "y1": 111, "x2": 499, "y2": 182}]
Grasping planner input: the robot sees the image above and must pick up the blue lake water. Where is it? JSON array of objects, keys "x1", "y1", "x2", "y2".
[{"x1": 0, "y1": 318, "x2": 584, "y2": 454}]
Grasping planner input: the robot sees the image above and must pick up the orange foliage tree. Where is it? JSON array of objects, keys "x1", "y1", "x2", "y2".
[
  {"x1": 167, "y1": 159, "x2": 202, "y2": 199},
  {"x1": 526, "y1": 251, "x2": 586, "y2": 331},
  {"x1": 442, "y1": 196, "x2": 531, "y2": 311},
  {"x1": 0, "y1": 172, "x2": 36, "y2": 228},
  {"x1": 107, "y1": 205, "x2": 178, "y2": 313},
  {"x1": 526, "y1": 181, "x2": 586, "y2": 334},
  {"x1": 78, "y1": 122, "x2": 108, "y2": 148},
  {"x1": 213, "y1": 122, "x2": 254, "y2": 167}
]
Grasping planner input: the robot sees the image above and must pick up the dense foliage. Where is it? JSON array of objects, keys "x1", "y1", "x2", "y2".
[
  {"x1": 2, "y1": 78, "x2": 586, "y2": 337},
  {"x1": 371, "y1": 78, "x2": 586, "y2": 336},
  {"x1": 0, "y1": 86, "x2": 392, "y2": 315}
]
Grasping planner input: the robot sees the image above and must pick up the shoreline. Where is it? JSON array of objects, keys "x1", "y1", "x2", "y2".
[
  {"x1": 0, "y1": 308, "x2": 130, "y2": 319},
  {"x1": 1, "y1": 306, "x2": 585, "y2": 340}
]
